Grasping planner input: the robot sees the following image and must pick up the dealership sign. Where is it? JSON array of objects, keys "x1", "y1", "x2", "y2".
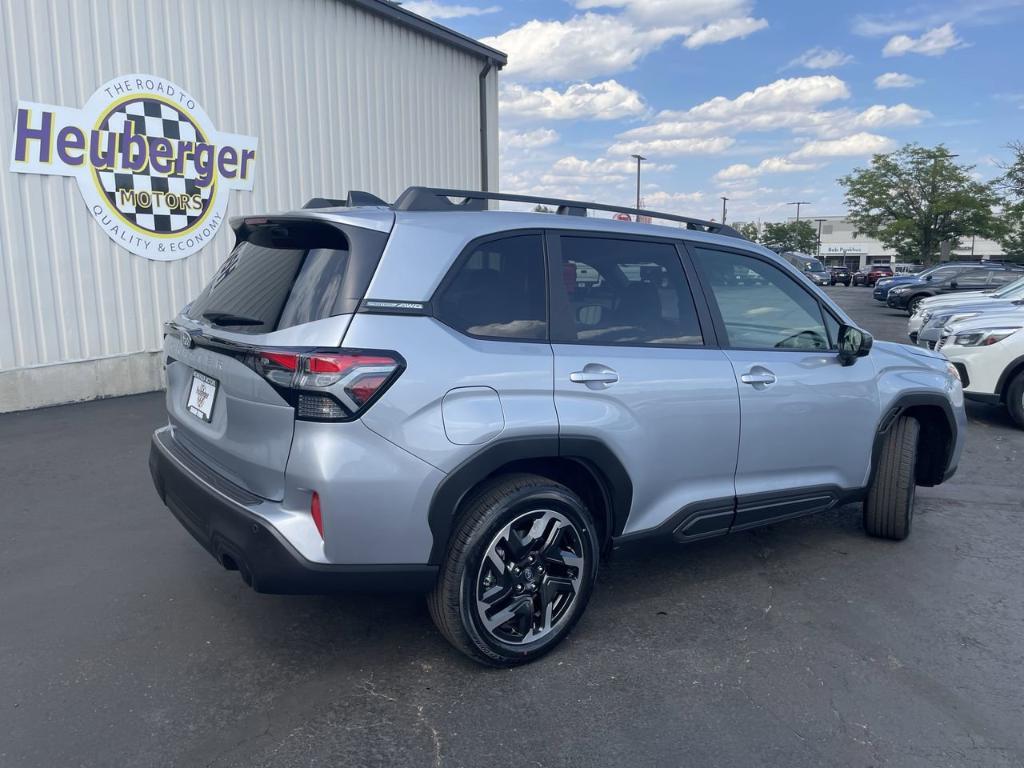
[{"x1": 9, "y1": 74, "x2": 257, "y2": 260}]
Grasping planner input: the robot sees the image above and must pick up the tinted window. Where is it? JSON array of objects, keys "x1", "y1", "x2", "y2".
[
  {"x1": 186, "y1": 222, "x2": 371, "y2": 334},
  {"x1": 692, "y1": 248, "x2": 831, "y2": 351},
  {"x1": 437, "y1": 234, "x2": 547, "y2": 339},
  {"x1": 553, "y1": 236, "x2": 703, "y2": 346}
]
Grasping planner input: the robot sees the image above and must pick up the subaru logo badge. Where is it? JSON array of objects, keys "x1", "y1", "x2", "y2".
[{"x1": 180, "y1": 330, "x2": 194, "y2": 349}]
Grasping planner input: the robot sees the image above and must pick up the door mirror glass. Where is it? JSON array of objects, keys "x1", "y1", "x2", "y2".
[{"x1": 838, "y1": 325, "x2": 872, "y2": 366}]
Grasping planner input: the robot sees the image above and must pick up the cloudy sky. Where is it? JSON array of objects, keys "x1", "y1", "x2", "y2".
[{"x1": 404, "y1": 0, "x2": 1024, "y2": 223}]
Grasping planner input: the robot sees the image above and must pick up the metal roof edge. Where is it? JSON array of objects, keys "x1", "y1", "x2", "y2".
[{"x1": 345, "y1": 0, "x2": 508, "y2": 65}]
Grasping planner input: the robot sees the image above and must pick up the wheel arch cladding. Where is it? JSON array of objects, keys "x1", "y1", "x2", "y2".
[
  {"x1": 426, "y1": 436, "x2": 632, "y2": 564},
  {"x1": 874, "y1": 393, "x2": 955, "y2": 488},
  {"x1": 996, "y1": 354, "x2": 1024, "y2": 402}
]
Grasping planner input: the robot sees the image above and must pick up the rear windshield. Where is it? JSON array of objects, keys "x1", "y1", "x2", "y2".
[{"x1": 186, "y1": 220, "x2": 385, "y2": 333}]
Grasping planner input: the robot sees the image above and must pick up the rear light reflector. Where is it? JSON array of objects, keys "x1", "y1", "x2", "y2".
[
  {"x1": 251, "y1": 347, "x2": 404, "y2": 421},
  {"x1": 297, "y1": 393, "x2": 348, "y2": 420},
  {"x1": 310, "y1": 492, "x2": 324, "y2": 539}
]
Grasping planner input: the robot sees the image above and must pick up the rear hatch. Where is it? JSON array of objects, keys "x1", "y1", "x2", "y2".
[{"x1": 163, "y1": 212, "x2": 393, "y2": 500}]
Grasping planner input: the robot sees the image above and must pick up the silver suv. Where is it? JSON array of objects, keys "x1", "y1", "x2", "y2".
[{"x1": 149, "y1": 187, "x2": 966, "y2": 666}]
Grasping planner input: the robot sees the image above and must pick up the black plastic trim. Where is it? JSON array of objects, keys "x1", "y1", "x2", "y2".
[
  {"x1": 994, "y1": 354, "x2": 1024, "y2": 400},
  {"x1": 730, "y1": 487, "x2": 843, "y2": 532},
  {"x1": 150, "y1": 431, "x2": 437, "y2": 593},
  {"x1": 868, "y1": 392, "x2": 959, "y2": 487},
  {"x1": 964, "y1": 391, "x2": 1000, "y2": 405},
  {"x1": 425, "y1": 435, "x2": 633, "y2": 564}
]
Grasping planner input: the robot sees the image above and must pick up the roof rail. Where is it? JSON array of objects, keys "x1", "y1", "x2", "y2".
[
  {"x1": 391, "y1": 186, "x2": 746, "y2": 239},
  {"x1": 303, "y1": 191, "x2": 389, "y2": 209}
]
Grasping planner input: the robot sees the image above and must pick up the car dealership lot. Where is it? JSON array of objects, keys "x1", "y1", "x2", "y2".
[{"x1": 2, "y1": 286, "x2": 1023, "y2": 768}]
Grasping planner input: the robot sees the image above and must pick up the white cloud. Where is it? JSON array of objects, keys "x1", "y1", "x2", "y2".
[
  {"x1": 609, "y1": 136, "x2": 736, "y2": 156},
  {"x1": 874, "y1": 72, "x2": 924, "y2": 89},
  {"x1": 541, "y1": 155, "x2": 675, "y2": 185},
  {"x1": 482, "y1": 2, "x2": 767, "y2": 81},
  {"x1": 499, "y1": 80, "x2": 646, "y2": 121},
  {"x1": 482, "y1": 14, "x2": 676, "y2": 81},
  {"x1": 714, "y1": 157, "x2": 820, "y2": 181},
  {"x1": 613, "y1": 77, "x2": 928, "y2": 154},
  {"x1": 790, "y1": 132, "x2": 896, "y2": 159},
  {"x1": 684, "y1": 17, "x2": 768, "y2": 48},
  {"x1": 786, "y1": 47, "x2": 854, "y2": 70},
  {"x1": 500, "y1": 128, "x2": 560, "y2": 150},
  {"x1": 641, "y1": 190, "x2": 707, "y2": 212},
  {"x1": 402, "y1": 1, "x2": 500, "y2": 19},
  {"x1": 617, "y1": 75, "x2": 850, "y2": 143},
  {"x1": 883, "y1": 23, "x2": 962, "y2": 57},
  {"x1": 685, "y1": 76, "x2": 850, "y2": 120}
]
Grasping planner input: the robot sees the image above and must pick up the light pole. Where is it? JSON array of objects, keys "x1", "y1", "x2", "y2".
[
  {"x1": 788, "y1": 200, "x2": 811, "y2": 222},
  {"x1": 720, "y1": 196, "x2": 729, "y2": 225},
  {"x1": 631, "y1": 154, "x2": 646, "y2": 211},
  {"x1": 815, "y1": 218, "x2": 826, "y2": 257}
]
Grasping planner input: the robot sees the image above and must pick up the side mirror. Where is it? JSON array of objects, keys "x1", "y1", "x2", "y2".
[
  {"x1": 838, "y1": 325, "x2": 873, "y2": 366},
  {"x1": 950, "y1": 281, "x2": 958, "y2": 289},
  {"x1": 925, "y1": 274, "x2": 933, "y2": 281}
]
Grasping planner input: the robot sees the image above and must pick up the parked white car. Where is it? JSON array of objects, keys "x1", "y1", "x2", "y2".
[
  {"x1": 940, "y1": 309, "x2": 1024, "y2": 427},
  {"x1": 909, "y1": 276, "x2": 1024, "y2": 340}
]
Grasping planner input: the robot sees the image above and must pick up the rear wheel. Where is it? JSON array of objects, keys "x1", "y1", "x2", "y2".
[
  {"x1": 864, "y1": 416, "x2": 920, "y2": 540},
  {"x1": 1007, "y1": 370, "x2": 1024, "y2": 428},
  {"x1": 428, "y1": 474, "x2": 599, "y2": 666}
]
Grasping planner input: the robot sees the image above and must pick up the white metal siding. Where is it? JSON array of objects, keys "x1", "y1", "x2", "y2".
[{"x1": 0, "y1": 0, "x2": 496, "y2": 399}]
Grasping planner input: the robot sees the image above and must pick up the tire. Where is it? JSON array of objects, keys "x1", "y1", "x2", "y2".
[
  {"x1": 428, "y1": 473, "x2": 600, "y2": 667},
  {"x1": 906, "y1": 294, "x2": 925, "y2": 315},
  {"x1": 864, "y1": 416, "x2": 920, "y2": 540},
  {"x1": 1007, "y1": 371, "x2": 1024, "y2": 428}
]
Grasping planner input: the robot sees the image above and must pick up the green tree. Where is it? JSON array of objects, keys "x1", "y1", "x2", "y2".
[
  {"x1": 533, "y1": 204, "x2": 552, "y2": 213},
  {"x1": 736, "y1": 222, "x2": 760, "y2": 242},
  {"x1": 760, "y1": 220, "x2": 818, "y2": 253},
  {"x1": 996, "y1": 142, "x2": 1024, "y2": 261},
  {"x1": 839, "y1": 143, "x2": 1001, "y2": 263}
]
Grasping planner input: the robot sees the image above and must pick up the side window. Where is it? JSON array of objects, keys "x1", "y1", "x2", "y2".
[
  {"x1": 990, "y1": 270, "x2": 1023, "y2": 287},
  {"x1": 553, "y1": 236, "x2": 703, "y2": 346},
  {"x1": 436, "y1": 234, "x2": 547, "y2": 340},
  {"x1": 954, "y1": 269, "x2": 992, "y2": 288},
  {"x1": 692, "y1": 247, "x2": 832, "y2": 351}
]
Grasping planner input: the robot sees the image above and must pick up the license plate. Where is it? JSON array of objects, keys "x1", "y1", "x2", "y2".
[{"x1": 186, "y1": 371, "x2": 219, "y2": 422}]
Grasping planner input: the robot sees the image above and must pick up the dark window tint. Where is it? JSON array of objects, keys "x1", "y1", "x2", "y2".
[
  {"x1": 187, "y1": 222, "x2": 363, "y2": 334},
  {"x1": 437, "y1": 234, "x2": 547, "y2": 339},
  {"x1": 554, "y1": 237, "x2": 703, "y2": 346},
  {"x1": 692, "y1": 248, "x2": 831, "y2": 351}
]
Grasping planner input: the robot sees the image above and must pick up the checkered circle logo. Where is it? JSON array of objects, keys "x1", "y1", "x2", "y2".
[
  {"x1": 95, "y1": 98, "x2": 214, "y2": 235},
  {"x1": 10, "y1": 74, "x2": 258, "y2": 260}
]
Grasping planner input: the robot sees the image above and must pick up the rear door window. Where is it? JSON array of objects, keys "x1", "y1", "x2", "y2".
[
  {"x1": 551, "y1": 236, "x2": 703, "y2": 346},
  {"x1": 186, "y1": 221, "x2": 380, "y2": 333},
  {"x1": 435, "y1": 233, "x2": 547, "y2": 340}
]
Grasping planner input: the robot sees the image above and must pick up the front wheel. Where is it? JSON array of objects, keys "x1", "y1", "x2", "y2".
[
  {"x1": 428, "y1": 474, "x2": 599, "y2": 666},
  {"x1": 1007, "y1": 370, "x2": 1024, "y2": 428},
  {"x1": 864, "y1": 416, "x2": 920, "y2": 540},
  {"x1": 907, "y1": 294, "x2": 925, "y2": 315}
]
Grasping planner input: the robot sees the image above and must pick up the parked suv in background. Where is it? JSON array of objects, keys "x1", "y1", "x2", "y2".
[
  {"x1": 887, "y1": 264, "x2": 1024, "y2": 314},
  {"x1": 853, "y1": 264, "x2": 893, "y2": 287},
  {"x1": 940, "y1": 310, "x2": 1024, "y2": 428},
  {"x1": 149, "y1": 187, "x2": 965, "y2": 666},
  {"x1": 830, "y1": 265, "x2": 852, "y2": 286},
  {"x1": 908, "y1": 276, "x2": 1024, "y2": 343}
]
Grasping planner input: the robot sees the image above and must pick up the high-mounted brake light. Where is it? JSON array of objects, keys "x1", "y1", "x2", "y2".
[{"x1": 251, "y1": 348, "x2": 404, "y2": 421}]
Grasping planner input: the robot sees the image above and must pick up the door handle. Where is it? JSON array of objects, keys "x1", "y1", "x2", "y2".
[
  {"x1": 740, "y1": 369, "x2": 776, "y2": 386},
  {"x1": 570, "y1": 364, "x2": 619, "y2": 387}
]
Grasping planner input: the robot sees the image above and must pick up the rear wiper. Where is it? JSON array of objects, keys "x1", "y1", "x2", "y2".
[{"x1": 201, "y1": 311, "x2": 266, "y2": 327}]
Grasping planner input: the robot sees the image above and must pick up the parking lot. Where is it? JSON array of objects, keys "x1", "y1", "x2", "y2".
[{"x1": 2, "y1": 285, "x2": 1023, "y2": 768}]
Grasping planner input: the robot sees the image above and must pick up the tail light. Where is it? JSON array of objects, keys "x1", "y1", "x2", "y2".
[{"x1": 250, "y1": 348, "x2": 404, "y2": 421}]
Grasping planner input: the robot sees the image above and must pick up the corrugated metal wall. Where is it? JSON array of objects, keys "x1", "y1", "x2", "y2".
[{"x1": 0, "y1": 0, "x2": 498, "y2": 410}]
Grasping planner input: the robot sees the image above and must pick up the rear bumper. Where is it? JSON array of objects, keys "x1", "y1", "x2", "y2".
[{"x1": 149, "y1": 428, "x2": 437, "y2": 593}]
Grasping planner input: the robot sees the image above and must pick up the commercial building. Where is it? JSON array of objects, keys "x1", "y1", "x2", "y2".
[
  {"x1": 0, "y1": 0, "x2": 505, "y2": 412},
  {"x1": 793, "y1": 216, "x2": 1004, "y2": 269}
]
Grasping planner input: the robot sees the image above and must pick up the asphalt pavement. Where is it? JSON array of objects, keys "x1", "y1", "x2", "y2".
[{"x1": 2, "y1": 285, "x2": 1023, "y2": 768}]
